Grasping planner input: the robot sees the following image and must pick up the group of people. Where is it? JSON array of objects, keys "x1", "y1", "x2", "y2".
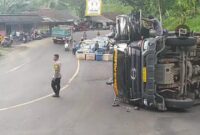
[
  {"x1": 82, "y1": 31, "x2": 101, "y2": 40},
  {"x1": 74, "y1": 31, "x2": 102, "y2": 52}
]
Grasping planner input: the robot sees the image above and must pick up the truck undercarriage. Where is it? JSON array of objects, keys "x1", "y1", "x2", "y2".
[{"x1": 112, "y1": 13, "x2": 200, "y2": 111}]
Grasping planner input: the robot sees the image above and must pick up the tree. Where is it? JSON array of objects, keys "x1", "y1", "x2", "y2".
[
  {"x1": 0, "y1": 0, "x2": 34, "y2": 14},
  {"x1": 67, "y1": 0, "x2": 86, "y2": 18},
  {"x1": 33, "y1": 0, "x2": 69, "y2": 9}
]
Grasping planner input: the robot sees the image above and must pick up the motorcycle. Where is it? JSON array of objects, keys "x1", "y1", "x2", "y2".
[{"x1": 1, "y1": 37, "x2": 13, "y2": 47}]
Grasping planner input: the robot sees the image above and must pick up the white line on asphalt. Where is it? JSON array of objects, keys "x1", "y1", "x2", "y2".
[
  {"x1": 4, "y1": 60, "x2": 31, "y2": 74},
  {"x1": 0, "y1": 60, "x2": 80, "y2": 112},
  {"x1": 6, "y1": 63, "x2": 26, "y2": 73}
]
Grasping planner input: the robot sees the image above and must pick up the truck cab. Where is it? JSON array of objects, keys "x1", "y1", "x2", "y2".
[{"x1": 52, "y1": 27, "x2": 72, "y2": 44}]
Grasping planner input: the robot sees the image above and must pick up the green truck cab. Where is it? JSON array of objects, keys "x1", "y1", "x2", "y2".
[{"x1": 52, "y1": 27, "x2": 73, "y2": 44}]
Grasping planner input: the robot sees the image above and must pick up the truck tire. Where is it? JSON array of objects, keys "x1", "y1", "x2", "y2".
[
  {"x1": 165, "y1": 98, "x2": 194, "y2": 109},
  {"x1": 165, "y1": 37, "x2": 196, "y2": 47}
]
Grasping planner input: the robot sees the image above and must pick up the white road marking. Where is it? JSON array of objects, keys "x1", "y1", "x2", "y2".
[
  {"x1": 0, "y1": 60, "x2": 80, "y2": 112},
  {"x1": 3, "y1": 60, "x2": 31, "y2": 74},
  {"x1": 6, "y1": 63, "x2": 26, "y2": 73}
]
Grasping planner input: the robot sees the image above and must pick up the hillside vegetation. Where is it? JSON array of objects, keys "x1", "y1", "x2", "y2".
[{"x1": 104, "y1": 0, "x2": 200, "y2": 31}]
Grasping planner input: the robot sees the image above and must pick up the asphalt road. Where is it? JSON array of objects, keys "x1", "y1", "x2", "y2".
[{"x1": 0, "y1": 31, "x2": 200, "y2": 135}]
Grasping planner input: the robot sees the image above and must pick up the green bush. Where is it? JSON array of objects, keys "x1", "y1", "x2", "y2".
[{"x1": 164, "y1": 14, "x2": 200, "y2": 31}]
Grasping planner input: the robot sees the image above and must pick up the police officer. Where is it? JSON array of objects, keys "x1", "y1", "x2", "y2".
[{"x1": 51, "y1": 54, "x2": 62, "y2": 97}]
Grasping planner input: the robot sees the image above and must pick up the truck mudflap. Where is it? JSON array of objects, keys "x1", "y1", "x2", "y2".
[{"x1": 165, "y1": 98, "x2": 194, "y2": 109}]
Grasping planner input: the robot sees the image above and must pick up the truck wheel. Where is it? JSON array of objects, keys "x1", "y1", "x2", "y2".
[
  {"x1": 165, "y1": 98, "x2": 194, "y2": 109},
  {"x1": 165, "y1": 37, "x2": 196, "y2": 47}
]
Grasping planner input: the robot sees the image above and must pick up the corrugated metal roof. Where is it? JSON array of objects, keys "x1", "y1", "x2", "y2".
[
  {"x1": 0, "y1": 9, "x2": 79, "y2": 24},
  {"x1": 0, "y1": 15, "x2": 43, "y2": 24},
  {"x1": 90, "y1": 16, "x2": 114, "y2": 23},
  {"x1": 32, "y1": 9, "x2": 79, "y2": 23}
]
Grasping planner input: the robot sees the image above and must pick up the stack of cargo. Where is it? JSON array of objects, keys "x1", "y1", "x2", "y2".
[
  {"x1": 76, "y1": 53, "x2": 86, "y2": 60},
  {"x1": 95, "y1": 48, "x2": 105, "y2": 61},
  {"x1": 96, "y1": 53, "x2": 103, "y2": 61},
  {"x1": 74, "y1": 37, "x2": 113, "y2": 62},
  {"x1": 76, "y1": 52, "x2": 113, "y2": 61},
  {"x1": 86, "y1": 53, "x2": 96, "y2": 60},
  {"x1": 76, "y1": 51, "x2": 113, "y2": 61},
  {"x1": 102, "y1": 54, "x2": 113, "y2": 61}
]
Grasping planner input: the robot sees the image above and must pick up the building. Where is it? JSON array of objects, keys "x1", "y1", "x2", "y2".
[
  {"x1": 33, "y1": 9, "x2": 79, "y2": 33},
  {"x1": 35, "y1": 9, "x2": 79, "y2": 25},
  {"x1": 0, "y1": 9, "x2": 79, "y2": 36},
  {"x1": 0, "y1": 14, "x2": 43, "y2": 35}
]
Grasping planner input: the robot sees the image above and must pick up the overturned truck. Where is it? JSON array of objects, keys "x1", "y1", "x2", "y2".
[{"x1": 111, "y1": 14, "x2": 200, "y2": 111}]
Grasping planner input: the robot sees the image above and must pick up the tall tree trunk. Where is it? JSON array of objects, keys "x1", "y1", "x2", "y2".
[
  {"x1": 158, "y1": 0, "x2": 162, "y2": 24},
  {"x1": 3, "y1": 0, "x2": 6, "y2": 13}
]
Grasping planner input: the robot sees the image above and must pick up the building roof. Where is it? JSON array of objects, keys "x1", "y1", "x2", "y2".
[
  {"x1": 32, "y1": 9, "x2": 79, "y2": 23},
  {"x1": 0, "y1": 9, "x2": 79, "y2": 25},
  {"x1": 0, "y1": 14, "x2": 43, "y2": 24},
  {"x1": 90, "y1": 16, "x2": 114, "y2": 23}
]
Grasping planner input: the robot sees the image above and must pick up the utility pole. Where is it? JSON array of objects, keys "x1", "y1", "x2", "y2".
[{"x1": 108, "y1": 0, "x2": 110, "y2": 13}]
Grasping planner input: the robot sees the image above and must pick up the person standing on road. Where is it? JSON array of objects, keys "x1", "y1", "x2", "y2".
[
  {"x1": 97, "y1": 31, "x2": 100, "y2": 37},
  {"x1": 51, "y1": 54, "x2": 62, "y2": 97},
  {"x1": 95, "y1": 41, "x2": 99, "y2": 51},
  {"x1": 105, "y1": 41, "x2": 110, "y2": 54},
  {"x1": 83, "y1": 31, "x2": 87, "y2": 40}
]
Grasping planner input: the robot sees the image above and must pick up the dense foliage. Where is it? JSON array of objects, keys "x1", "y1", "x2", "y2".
[
  {"x1": 0, "y1": 0, "x2": 35, "y2": 14},
  {"x1": 118, "y1": 0, "x2": 200, "y2": 31}
]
